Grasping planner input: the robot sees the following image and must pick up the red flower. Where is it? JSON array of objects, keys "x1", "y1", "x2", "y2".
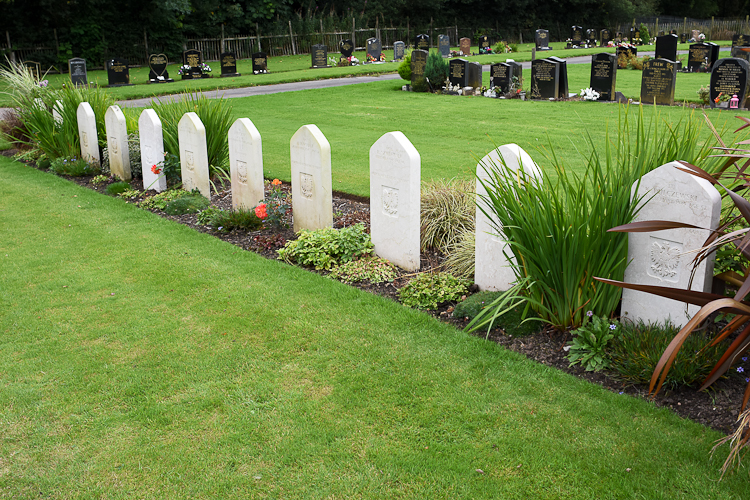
[
  {"x1": 254, "y1": 203, "x2": 268, "y2": 219},
  {"x1": 151, "y1": 164, "x2": 162, "y2": 175},
  {"x1": 272, "y1": 178, "x2": 282, "y2": 186}
]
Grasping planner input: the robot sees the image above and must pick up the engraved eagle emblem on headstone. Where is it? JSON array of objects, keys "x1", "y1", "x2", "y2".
[{"x1": 650, "y1": 240, "x2": 681, "y2": 280}]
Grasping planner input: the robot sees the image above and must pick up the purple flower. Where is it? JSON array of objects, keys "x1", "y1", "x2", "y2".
[
  {"x1": 586, "y1": 311, "x2": 593, "y2": 317},
  {"x1": 743, "y1": 357, "x2": 748, "y2": 362},
  {"x1": 609, "y1": 324, "x2": 616, "y2": 330},
  {"x1": 738, "y1": 366, "x2": 745, "y2": 373}
]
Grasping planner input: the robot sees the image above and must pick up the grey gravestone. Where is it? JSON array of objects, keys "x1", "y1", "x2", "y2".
[
  {"x1": 148, "y1": 54, "x2": 173, "y2": 82},
  {"x1": 106, "y1": 57, "x2": 131, "y2": 87},
  {"x1": 23, "y1": 61, "x2": 41, "y2": 80},
  {"x1": 710, "y1": 58, "x2": 750, "y2": 109},
  {"x1": 311, "y1": 44, "x2": 329, "y2": 68},
  {"x1": 367, "y1": 38, "x2": 382, "y2": 61},
  {"x1": 490, "y1": 63, "x2": 510, "y2": 92},
  {"x1": 571, "y1": 26, "x2": 584, "y2": 45},
  {"x1": 467, "y1": 61, "x2": 482, "y2": 88},
  {"x1": 449, "y1": 58, "x2": 469, "y2": 87},
  {"x1": 535, "y1": 29, "x2": 551, "y2": 50},
  {"x1": 393, "y1": 41, "x2": 405, "y2": 61},
  {"x1": 586, "y1": 29, "x2": 597, "y2": 45},
  {"x1": 545, "y1": 56, "x2": 569, "y2": 98},
  {"x1": 680, "y1": 33, "x2": 688, "y2": 43},
  {"x1": 640, "y1": 58, "x2": 678, "y2": 105},
  {"x1": 410, "y1": 50, "x2": 428, "y2": 85},
  {"x1": 460, "y1": 37, "x2": 471, "y2": 56},
  {"x1": 339, "y1": 39, "x2": 354, "y2": 58},
  {"x1": 252, "y1": 52, "x2": 268, "y2": 73},
  {"x1": 731, "y1": 46, "x2": 750, "y2": 62},
  {"x1": 438, "y1": 35, "x2": 450, "y2": 57},
  {"x1": 688, "y1": 43, "x2": 712, "y2": 72},
  {"x1": 733, "y1": 34, "x2": 750, "y2": 47},
  {"x1": 68, "y1": 58, "x2": 87, "y2": 86},
  {"x1": 220, "y1": 52, "x2": 240, "y2": 77},
  {"x1": 600, "y1": 29, "x2": 611, "y2": 46},
  {"x1": 415, "y1": 34, "x2": 430, "y2": 51},
  {"x1": 182, "y1": 49, "x2": 203, "y2": 78},
  {"x1": 478, "y1": 35, "x2": 490, "y2": 52},
  {"x1": 590, "y1": 53, "x2": 617, "y2": 101},
  {"x1": 655, "y1": 34, "x2": 680, "y2": 69},
  {"x1": 531, "y1": 59, "x2": 559, "y2": 99}
]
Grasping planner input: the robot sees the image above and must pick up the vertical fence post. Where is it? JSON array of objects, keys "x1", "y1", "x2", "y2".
[
  {"x1": 407, "y1": 17, "x2": 410, "y2": 47},
  {"x1": 288, "y1": 20, "x2": 296, "y2": 55},
  {"x1": 221, "y1": 24, "x2": 225, "y2": 54},
  {"x1": 6, "y1": 31, "x2": 15, "y2": 65},
  {"x1": 683, "y1": 17, "x2": 687, "y2": 36},
  {"x1": 430, "y1": 17, "x2": 433, "y2": 47},
  {"x1": 256, "y1": 23, "x2": 261, "y2": 52},
  {"x1": 711, "y1": 16, "x2": 715, "y2": 40},
  {"x1": 143, "y1": 29, "x2": 149, "y2": 61},
  {"x1": 351, "y1": 17, "x2": 355, "y2": 49},
  {"x1": 655, "y1": 17, "x2": 658, "y2": 37}
]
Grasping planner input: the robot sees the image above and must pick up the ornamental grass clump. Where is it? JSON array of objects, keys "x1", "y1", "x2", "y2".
[{"x1": 420, "y1": 178, "x2": 474, "y2": 253}]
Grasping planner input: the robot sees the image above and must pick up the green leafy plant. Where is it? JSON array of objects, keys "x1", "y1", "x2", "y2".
[
  {"x1": 454, "y1": 290, "x2": 539, "y2": 335},
  {"x1": 49, "y1": 155, "x2": 99, "y2": 176},
  {"x1": 197, "y1": 207, "x2": 263, "y2": 231},
  {"x1": 398, "y1": 53, "x2": 412, "y2": 81},
  {"x1": 420, "y1": 178, "x2": 474, "y2": 253},
  {"x1": 163, "y1": 191, "x2": 210, "y2": 215},
  {"x1": 399, "y1": 272, "x2": 470, "y2": 310},
  {"x1": 91, "y1": 175, "x2": 109, "y2": 185},
  {"x1": 102, "y1": 133, "x2": 142, "y2": 178},
  {"x1": 137, "y1": 189, "x2": 188, "y2": 210},
  {"x1": 328, "y1": 256, "x2": 398, "y2": 284},
  {"x1": 105, "y1": 181, "x2": 131, "y2": 195},
  {"x1": 278, "y1": 224, "x2": 373, "y2": 270},
  {"x1": 697, "y1": 86, "x2": 710, "y2": 105},
  {"x1": 118, "y1": 188, "x2": 141, "y2": 200},
  {"x1": 567, "y1": 313, "x2": 620, "y2": 372},
  {"x1": 258, "y1": 179, "x2": 290, "y2": 228},
  {"x1": 424, "y1": 51, "x2": 448, "y2": 90}
]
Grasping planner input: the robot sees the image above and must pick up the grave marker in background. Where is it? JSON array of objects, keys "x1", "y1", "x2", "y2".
[
  {"x1": 688, "y1": 42, "x2": 711, "y2": 72},
  {"x1": 68, "y1": 58, "x2": 87, "y2": 86},
  {"x1": 415, "y1": 34, "x2": 430, "y2": 50},
  {"x1": 590, "y1": 52, "x2": 617, "y2": 101},
  {"x1": 571, "y1": 26, "x2": 584, "y2": 45},
  {"x1": 490, "y1": 63, "x2": 511, "y2": 93},
  {"x1": 370, "y1": 132, "x2": 421, "y2": 272},
  {"x1": 23, "y1": 61, "x2": 41, "y2": 79},
  {"x1": 600, "y1": 29, "x2": 611, "y2": 46},
  {"x1": 339, "y1": 39, "x2": 354, "y2": 57},
  {"x1": 438, "y1": 34, "x2": 450, "y2": 57},
  {"x1": 178, "y1": 112, "x2": 210, "y2": 199},
  {"x1": 182, "y1": 49, "x2": 203, "y2": 78},
  {"x1": 586, "y1": 29, "x2": 597, "y2": 45},
  {"x1": 460, "y1": 37, "x2": 471, "y2": 55},
  {"x1": 148, "y1": 54, "x2": 173, "y2": 83},
  {"x1": 220, "y1": 52, "x2": 240, "y2": 77},
  {"x1": 290, "y1": 124, "x2": 333, "y2": 232},
  {"x1": 311, "y1": 44, "x2": 329, "y2": 68},
  {"x1": 545, "y1": 56, "x2": 569, "y2": 97},
  {"x1": 467, "y1": 61, "x2": 482, "y2": 88},
  {"x1": 640, "y1": 58, "x2": 677, "y2": 105},
  {"x1": 106, "y1": 58, "x2": 131, "y2": 86},
  {"x1": 655, "y1": 34, "x2": 680, "y2": 69},
  {"x1": 710, "y1": 58, "x2": 750, "y2": 109},
  {"x1": 449, "y1": 58, "x2": 469, "y2": 87},
  {"x1": 535, "y1": 29, "x2": 551, "y2": 50},
  {"x1": 105, "y1": 105, "x2": 131, "y2": 181},
  {"x1": 77, "y1": 102, "x2": 99, "y2": 165},
  {"x1": 621, "y1": 161, "x2": 721, "y2": 327},
  {"x1": 478, "y1": 35, "x2": 490, "y2": 52},
  {"x1": 393, "y1": 41, "x2": 405, "y2": 61},
  {"x1": 139, "y1": 109, "x2": 167, "y2": 193},
  {"x1": 411, "y1": 49, "x2": 428, "y2": 85},
  {"x1": 252, "y1": 52, "x2": 268, "y2": 73},
  {"x1": 229, "y1": 118, "x2": 264, "y2": 211},
  {"x1": 367, "y1": 38, "x2": 382, "y2": 61},
  {"x1": 733, "y1": 34, "x2": 750, "y2": 47},
  {"x1": 531, "y1": 58, "x2": 559, "y2": 99}
]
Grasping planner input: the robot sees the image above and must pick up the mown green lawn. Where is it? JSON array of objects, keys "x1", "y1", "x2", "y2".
[{"x1": 0, "y1": 154, "x2": 747, "y2": 498}]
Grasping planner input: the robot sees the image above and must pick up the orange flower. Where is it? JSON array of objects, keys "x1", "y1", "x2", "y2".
[
  {"x1": 254, "y1": 203, "x2": 268, "y2": 219},
  {"x1": 272, "y1": 179, "x2": 282, "y2": 186},
  {"x1": 151, "y1": 164, "x2": 162, "y2": 175}
]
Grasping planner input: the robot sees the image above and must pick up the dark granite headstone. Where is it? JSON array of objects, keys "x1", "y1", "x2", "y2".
[
  {"x1": 467, "y1": 61, "x2": 482, "y2": 88},
  {"x1": 438, "y1": 35, "x2": 450, "y2": 57},
  {"x1": 531, "y1": 59, "x2": 559, "y2": 99},
  {"x1": 491, "y1": 63, "x2": 511, "y2": 93},
  {"x1": 688, "y1": 43, "x2": 712, "y2": 72},
  {"x1": 590, "y1": 52, "x2": 617, "y2": 101},
  {"x1": 367, "y1": 38, "x2": 382, "y2": 61},
  {"x1": 710, "y1": 58, "x2": 750, "y2": 108},
  {"x1": 106, "y1": 57, "x2": 131, "y2": 86},
  {"x1": 545, "y1": 56, "x2": 569, "y2": 98},
  {"x1": 600, "y1": 29, "x2": 611, "y2": 46},
  {"x1": 415, "y1": 34, "x2": 430, "y2": 51},
  {"x1": 671, "y1": 30, "x2": 677, "y2": 35},
  {"x1": 460, "y1": 37, "x2": 471, "y2": 56},
  {"x1": 586, "y1": 29, "x2": 597, "y2": 45},
  {"x1": 680, "y1": 33, "x2": 688, "y2": 43},
  {"x1": 182, "y1": 49, "x2": 203, "y2": 78},
  {"x1": 507, "y1": 61, "x2": 523, "y2": 86},
  {"x1": 393, "y1": 41, "x2": 405, "y2": 61},
  {"x1": 68, "y1": 58, "x2": 87, "y2": 86},
  {"x1": 634, "y1": 29, "x2": 642, "y2": 44},
  {"x1": 708, "y1": 42, "x2": 720, "y2": 69},
  {"x1": 640, "y1": 58, "x2": 677, "y2": 105},
  {"x1": 252, "y1": 52, "x2": 268, "y2": 73},
  {"x1": 731, "y1": 46, "x2": 750, "y2": 62},
  {"x1": 478, "y1": 35, "x2": 490, "y2": 52},
  {"x1": 23, "y1": 61, "x2": 41, "y2": 80},
  {"x1": 311, "y1": 44, "x2": 329, "y2": 68},
  {"x1": 449, "y1": 58, "x2": 469, "y2": 87},
  {"x1": 339, "y1": 39, "x2": 354, "y2": 58},
  {"x1": 655, "y1": 34, "x2": 679, "y2": 63},
  {"x1": 535, "y1": 29, "x2": 551, "y2": 50},
  {"x1": 220, "y1": 52, "x2": 240, "y2": 77},
  {"x1": 411, "y1": 49, "x2": 428, "y2": 85},
  {"x1": 571, "y1": 26, "x2": 584, "y2": 45},
  {"x1": 148, "y1": 54, "x2": 173, "y2": 82},
  {"x1": 733, "y1": 34, "x2": 750, "y2": 47}
]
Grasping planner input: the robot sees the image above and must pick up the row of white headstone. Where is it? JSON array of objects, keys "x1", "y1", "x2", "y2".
[{"x1": 72, "y1": 102, "x2": 720, "y2": 328}]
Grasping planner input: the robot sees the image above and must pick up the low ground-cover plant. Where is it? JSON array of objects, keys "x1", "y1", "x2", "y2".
[
  {"x1": 454, "y1": 290, "x2": 539, "y2": 335},
  {"x1": 163, "y1": 191, "x2": 210, "y2": 215},
  {"x1": 399, "y1": 272, "x2": 470, "y2": 310},
  {"x1": 105, "y1": 181, "x2": 131, "y2": 195},
  {"x1": 327, "y1": 256, "x2": 398, "y2": 284},
  {"x1": 197, "y1": 207, "x2": 263, "y2": 231},
  {"x1": 49, "y1": 155, "x2": 99, "y2": 176},
  {"x1": 137, "y1": 189, "x2": 187, "y2": 210},
  {"x1": 278, "y1": 224, "x2": 373, "y2": 270},
  {"x1": 567, "y1": 313, "x2": 620, "y2": 372},
  {"x1": 421, "y1": 178, "x2": 474, "y2": 253}
]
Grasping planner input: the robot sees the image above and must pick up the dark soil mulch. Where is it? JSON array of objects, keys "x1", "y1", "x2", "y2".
[{"x1": 5, "y1": 148, "x2": 746, "y2": 437}]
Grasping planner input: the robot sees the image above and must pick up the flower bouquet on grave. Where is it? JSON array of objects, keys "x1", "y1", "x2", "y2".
[
  {"x1": 479, "y1": 46, "x2": 493, "y2": 55},
  {"x1": 579, "y1": 87, "x2": 600, "y2": 101},
  {"x1": 450, "y1": 50, "x2": 461, "y2": 57},
  {"x1": 177, "y1": 64, "x2": 192, "y2": 76},
  {"x1": 349, "y1": 56, "x2": 359, "y2": 65},
  {"x1": 199, "y1": 62, "x2": 212, "y2": 75}
]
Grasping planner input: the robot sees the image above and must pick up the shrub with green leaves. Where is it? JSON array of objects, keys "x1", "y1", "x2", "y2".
[
  {"x1": 163, "y1": 192, "x2": 210, "y2": 215},
  {"x1": 567, "y1": 314, "x2": 620, "y2": 372},
  {"x1": 421, "y1": 178, "x2": 475, "y2": 253},
  {"x1": 424, "y1": 51, "x2": 448, "y2": 88},
  {"x1": 105, "y1": 181, "x2": 131, "y2": 195},
  {"x1": 137, "y1": 189, "x2": 188, "y2": 210},
  {"x1": 608, "y1": 321, "x2": 727, "y2": 389},
  {"x1": 328, "y1": 256, "x2": 398, "y2": 284},
  {"x1": 49, "y1": 155, "x2": 99, "y2": 176},
  {"x1": 196, "y1": 207, "x2": 263, "y2": 231},
  {"x1": 399, "y1": 272, "x2": 470, "y2": 310},
  {"x1": 277, "y1": 224, "x2": 373, "y2": 270},
  {"x1": 398, "y1": 53, "x2": 412, "y2": 81}
]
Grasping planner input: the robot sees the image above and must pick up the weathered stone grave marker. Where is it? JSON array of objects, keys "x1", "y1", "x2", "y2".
[
  {"x1": 105, "y1": 105, "x2": 131, "y2": 181},
  {"x1": 139, "y1": 109, "x2": 167, "y2": 193},
  {"x1": 229, "y1": 118, "x2": 264, "y2": 211},
  {"x1": 459, "y1": 37, "x2": 471, "y2": 56},
  {"x1": 178, "y1": 112, "x2": 210, "y2": 199},
  {"x1": 290, "y1": 124, "x2": 333, "y2": 232},
  {"x1": 438, "y1": 34, "x2": 450, "y2": 57},
  {"x1": 77, "y1": 102, "x2": 99, "y2": 165}
]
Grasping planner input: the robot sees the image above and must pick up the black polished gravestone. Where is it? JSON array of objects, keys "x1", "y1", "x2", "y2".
[
  {"x1": 640, "y1": 58, "x2": 678, "y2": 105},
  {"x1": 106, "y1": 58, "x2": 132, "y2": 87},
  {"x1": 535, "y1": 29, "x2": 551, "y2": 50},
  {"x1": 393, "y1": 41, "x2": 405, "y2": 61},
  {"x1": 449, "y1": 58, "x2": 469, "y2": 87},
  {"x1": 733, "y1": 34, "x2": 750, "y2": 47},
  {"x1": 600, "y1": 29, "x2": 612, "y2": 47},
  {"x1": 478, "y1": 35, "x2": 491, "y2": 52},
  {"x1": 507, "y1": 60, "x2": 523, "y2": 86},
  {"x1": 68, "y1": 58, "x2": 87, "y2": 86},
  {"x1": 731, "y1": 46, "x2": 750, "y2": 62},
  {"x1": 311, "y1": 44, "x2": 329, "y2": 68},
  {"x1": 531, "y1": 59, "x2": 559, "y2": 99},
  {"x1": 688, "y1": 43, "x2": 712, "y2": 72},
  {"x1": 545, "y1": 56, "x2": 569, "y2": 98},
  {"x1": 708, "y1": 42, "x2": 720, "y2": 68},
  {"x1": 586, "y1": 29, "x2": 597, "y2": 46},
  {"x1": 438, "y1": 35, "x2": 450, "y2": 57},
  {"x1": 182, "y1": 49, "x2": 204, "y2": 78},
  {"x1": 366, "y1": 38, "x2": 382, "y2": 61},
  {"x1": 252, "y1": 52, "x2": 268, "y2": 74},
  {"x1": 339, "y1": 39, "x2": 354, "y2": 58},
  {"x1": 148, "y1": 54, "x2": 173, "y2": 83},
  {"x1": 219, "y1": 52, "x2": 240, "y2": 77},
  {"x1": 490, "y1": 63, "x2": 511, "y2": 93},
  {"x1": 415, "y1": 34, "x2": 430, "y2": 51},
  {"x1": 680, "y1": 33, "x2": 688, "y2": 43},
  {"x1": 571, "y1": 26, "x2": 584, "y2": 45},
  {"x1": 410, "y1": 49, "x2": 428, "y2": 85},
  {"x1": 590, "y1": 53, "x2": 617, "y2": 101},
  {"x1": 655, "y1": 34, "x2": 680, "y2": 69},
  {"x1": 710, "y1": 58, "x2": 750, "y2": 109}
]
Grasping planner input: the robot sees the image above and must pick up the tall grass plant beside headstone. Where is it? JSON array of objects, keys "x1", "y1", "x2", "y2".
[{"x1": 470, "y1": 107, "x2": 719, "y2": 331}]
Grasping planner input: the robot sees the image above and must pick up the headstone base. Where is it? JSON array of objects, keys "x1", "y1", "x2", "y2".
[
  {"x1": 181, "y1": 74, "x2": 212, "y2": 80},
  {"x1": 149, "y1": 78, "x2": 175, "y2": 84},
  {"x1": 537, "y1": 47, "x2": 553, "y2": 51},
  {"x1": 220, "y1": 73, "x2": 241, "y2": 77},
  {"x1": 107, "y1": 83, "x2": 134, "y2": 87}
]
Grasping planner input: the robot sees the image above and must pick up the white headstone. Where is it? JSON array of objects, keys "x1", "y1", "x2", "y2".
[
  {"x1": 139, "y1": 109, "x2": 167, "y2": 192},
  {"x1": 622, "y1": 161, "x2": 721, "y2": 327},
  {"x1": 178, "y1": 112, "x2": 210, "y2": 199},
  {"x1": 475, "y1": 144, "x2": 541, "y2": 291},
  {"x1": 52, "y1": 100, "x2": 63, "y2": 125},
  {"x1": 228, "y1": 118, "x2": 264, "y2": 210},
  {"x1": 105, "y1": 105, "x2": 131, "y2": 181},
  {"x1": 290, "y1": 124, "x2": 332, "y2": 232},
  {"x1": 369, "y1": 132, "x2": 421, "y2": 271},
  {"x1": 76, "y1": 102, "x2": 99, "y2": 165}
]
